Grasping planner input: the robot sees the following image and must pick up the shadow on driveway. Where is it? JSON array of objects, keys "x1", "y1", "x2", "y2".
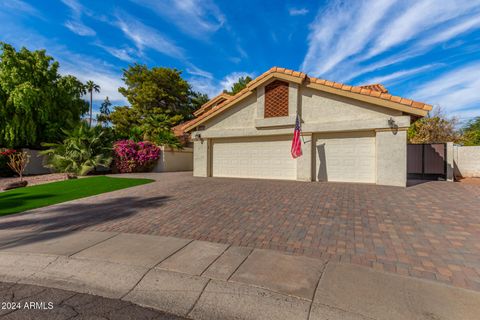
[{"x1": 0, "y1": 195, "x2": 171, "y2": 250}]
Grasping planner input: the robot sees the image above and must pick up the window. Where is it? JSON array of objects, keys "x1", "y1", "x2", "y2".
[{"x1": 264, "y1": 80, "x2": 289, "y2": 118}]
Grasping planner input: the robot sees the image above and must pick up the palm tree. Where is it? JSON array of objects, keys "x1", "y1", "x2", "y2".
[
  {"x1": 85, "y1": 80, "x2": 100, "y2": 127},
  {"x1": 40, "y1": 123, "x2": 112, "y2": 176}
]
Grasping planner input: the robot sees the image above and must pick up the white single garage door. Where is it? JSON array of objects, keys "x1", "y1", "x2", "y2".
[
  {"x1": 315, "y1": 131, "x2": 376, "y2": 183},
  {"x1": 212, "y1": 136, "x2": 296, "y2": 180}
]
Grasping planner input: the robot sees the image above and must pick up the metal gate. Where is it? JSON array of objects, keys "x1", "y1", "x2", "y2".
[{"x1": 407, "y1": 143, "x2": 447, "y2": 180}]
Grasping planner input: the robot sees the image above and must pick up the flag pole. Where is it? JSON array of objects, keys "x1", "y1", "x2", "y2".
[{"x1": 298, "y1": 114, "x2": 305, "y2": 144}]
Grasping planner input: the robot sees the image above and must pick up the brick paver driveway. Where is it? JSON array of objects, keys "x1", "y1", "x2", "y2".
[{"x1": 1, "y1": 172, "x2": 480, "y2": 291}]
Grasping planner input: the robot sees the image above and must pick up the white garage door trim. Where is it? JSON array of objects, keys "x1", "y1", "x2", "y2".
[
  {"x1": 315, "y1": 131, "x2": 376, "y2": 183},
  {"x1": 211, "y1": 135, "x2": 296, "y2": 180}
]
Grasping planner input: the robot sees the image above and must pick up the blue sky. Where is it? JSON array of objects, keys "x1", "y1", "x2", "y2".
[{"x1": 1, "y1": 0, "x2": 480, "y2": 121}]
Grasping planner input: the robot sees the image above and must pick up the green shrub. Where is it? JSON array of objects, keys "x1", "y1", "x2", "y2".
[{"x1": 40, "y1": 123, "x2": 112, "y2": 176}]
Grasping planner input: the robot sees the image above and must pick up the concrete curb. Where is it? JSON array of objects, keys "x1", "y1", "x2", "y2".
[
  {"x1": 1, "y1": 230, "x2": 480, "y2": 320},
  {"x1": 0, "y1": 252, "x2": 318, "y2": 320}
]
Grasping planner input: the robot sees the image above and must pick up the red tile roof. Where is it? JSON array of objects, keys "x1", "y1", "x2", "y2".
[
  {"x1": 193, "y1": 93, "x2": 232, "y2": 117},
  {"x1": 360, "y1": 83, "x2": 389, "y2": 93},
  {"x1": 180, "y1": 67, "x2": 432, "y2": 133}
]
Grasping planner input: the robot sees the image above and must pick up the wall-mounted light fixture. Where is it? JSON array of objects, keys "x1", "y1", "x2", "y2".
[
  {"x1": 388, "y1": 117, "x2": 396, "y2": 128},
  {"x1": 388, "y1": 117, "x2": 399, "y2": 135},
  {"x1": 194, "y1": 132, "x2": 204, "y2": 143}
]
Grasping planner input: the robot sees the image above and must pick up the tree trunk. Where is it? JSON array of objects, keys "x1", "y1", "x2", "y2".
[{"x1": 89, "y1": 91, "x2": 93, "y2": 127}]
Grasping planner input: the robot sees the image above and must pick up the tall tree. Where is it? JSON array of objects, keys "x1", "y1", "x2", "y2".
[
  {"x1": 223, "y1": 76, "x2": 252, "y2": 95},
  {"x1": 85, "y1": 80, "x2": 100, "y2": 127},
  {"x1": 109, "y1": 106, "x2": 139, "y2": 139},
  {"x1": 189, "y1": 91, "x2": 209, "y2": 116},
  {"x1": 117, "y1": 64, "x2": 191, "y2": 117},
  {"x1": 408, "y1": 108, "x2": 461, "y2": 144},
  {"x1": 461, "y1": 117, "x2": 480, "y2": 146},
  {"x1": 0, "y1": 42, "x2": 88, "y2": 148},
  {"x1": 97, "y1": 96, "x2": 112, "y2": 127},
  {"x1": 111, "y1": 64, "x2": 199, "y2": 144}
]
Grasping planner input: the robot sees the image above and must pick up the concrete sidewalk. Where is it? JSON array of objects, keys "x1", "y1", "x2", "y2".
[{"x1": 1, "y1": 230, "x2": 479, "y2": 320}]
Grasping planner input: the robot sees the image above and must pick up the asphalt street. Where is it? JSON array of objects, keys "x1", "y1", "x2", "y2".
[{"x1": 0, "y1": 281, "x2": 187, "y2": 320}]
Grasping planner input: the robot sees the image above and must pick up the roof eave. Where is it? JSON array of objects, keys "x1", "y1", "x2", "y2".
[
  {"x1": 193, "y1": 93, "x2": 232, "y2": 116},
  {"x1": 184, "y1": 90, "x2": 256, "y2": 132},
  {"x1": 184, "y1": 69, "x2": 431, "y2": 132},
  {"x1": 306, "y1": 82, "x2": 430, "y2": 117}
]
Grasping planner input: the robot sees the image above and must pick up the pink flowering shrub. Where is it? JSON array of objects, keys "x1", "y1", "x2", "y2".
[
  {"x1": 0, "y1": 149, "x2": 17, "y2": 177},
  {"x1": 113, "y1": 140, "x2": 161, "y2": 173}
]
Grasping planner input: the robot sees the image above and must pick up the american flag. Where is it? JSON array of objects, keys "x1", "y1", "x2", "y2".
[{"x1": 291, "y1": 114, "x2": 302, "y2": 158}]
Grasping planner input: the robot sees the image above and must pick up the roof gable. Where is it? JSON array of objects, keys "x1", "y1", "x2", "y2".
[{"x1": 183, "y1": 67, "x2": 432, "y2": 132}]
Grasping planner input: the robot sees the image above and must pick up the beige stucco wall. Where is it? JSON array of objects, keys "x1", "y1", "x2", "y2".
[
  {"x1": 296, "y1": 133, "x2": 313, "y2": 181},
  {"x1": 192, "y1": 80, "x2": 410, "y2": 186},
  {"x1": 199, "y1": 84, "x2": 408, "y2": 140},
  {"x1": 454, "y1": 146, "x2": 480, "y2": 178},
  {"x1": 375, "y1": 130, "x2": 407, "y2": 187},
  {"x1": 153, "y1": 147, "x2": 193, "y2": 172},
  {"x1": 193, "y1": 139, "x2": 210, "y2": 177},
  {"x1": 205, "y1": 94, "x2": 257, "y2": 131},
  {"x1": 301, "y1": 87, "x2": 401, "y2": 124}
]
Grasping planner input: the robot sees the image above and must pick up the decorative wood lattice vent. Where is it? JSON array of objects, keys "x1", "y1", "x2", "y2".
[{"x1": 264, "y1": 80, "x2": 289, "y2": 118}]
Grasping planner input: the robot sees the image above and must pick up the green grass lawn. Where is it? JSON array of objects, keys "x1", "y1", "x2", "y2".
[{"x1": 0, "y1": 176, "x2": 153, "y2": 216}]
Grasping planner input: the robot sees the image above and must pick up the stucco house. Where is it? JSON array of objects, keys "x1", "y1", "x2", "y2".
[{"x1": 174, "y1": 67, "x2": 432, "y2": 187}]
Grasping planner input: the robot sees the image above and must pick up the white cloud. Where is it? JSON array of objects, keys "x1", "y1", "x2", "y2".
[
  {"x1": 64, "y1": 20, "x2": 96, "y2": 36},
  {"x1": 363, "y1": 64, "x2": 440, "y2": 86},
  {"x1": 301, "y1": 0, "x2": 480, "y2": 89},
  {"x1": 61, "y1": 0, "x2": 84, "y2": 15},
  {"x1": 0, "y1": 7, "x2": 127, "y2": 107},
  {"x1": 57, "y1": 51, "x2": 126, "y2": 103},
  {"x1": 410, "y1": 62, "x2": 480, "y2": 117},
  {"x1": 0, "y1": 0, "x2": 43, "y2": 18},
  {"x1": 420, "y1": 15, "x2": 480, "y2": 47},
  {"x1": 289, "y1": 8, "x2": 309, "y2": 16},
  {"x1": 188, "y1": 71, "x2": 255, "y2": 98},
  {"x1": 131, "y1": 0, "x2": 225, "y2": 39},
  {"x1": 302, "y1": 0, "x2": 397, "y2": 76},
  {"x1": 186, "y1": 65, "x2": 213, "y2": 79},
  {"x1": 188, "y1": 77, "x2": 218, "y2": 98},
  {"x1": 114, "y1": 11, "x2": 184, "y2": 58},
  {"x1": 367, "y1": 0, "x2": 480, "y2": 58},
  {"x1": 61, "y1": 0, "x2": 96, "y2": 37},
  {"x1": 94, "y1": 42, "x2": 136, "y2": 62},
  {"x1": 219, "y1": 72, "x2": 253, "y2": 92}
]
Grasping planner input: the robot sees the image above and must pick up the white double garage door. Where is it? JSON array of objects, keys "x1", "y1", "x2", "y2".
[{"x1": 211, "y1": 131, "x2": 376, "y2": 183}]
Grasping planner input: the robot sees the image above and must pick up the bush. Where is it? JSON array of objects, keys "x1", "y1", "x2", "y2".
[
  {"x1": 0, "y1": 149, "x2": 16, "y2": 177},
  {"x1": 113, "y1": 140, "x2": 161, "y2": 173},
  {"x1": 40, "y1": 123, "x2": 112, "y2": 176}
]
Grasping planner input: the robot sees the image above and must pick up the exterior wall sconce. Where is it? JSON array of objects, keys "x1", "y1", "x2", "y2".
[
  {"x1": 194, "y1": 132, "x2": 204, "y2": 143},
  {"x1": 388, "y1": 117, "x2": 396, "y2": 128},
  {"x1": 388, "y1": 117, "x2": 399, "y2": 135}
]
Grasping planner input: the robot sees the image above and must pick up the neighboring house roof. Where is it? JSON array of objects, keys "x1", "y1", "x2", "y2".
[
  {"x1": 193, "y1": 93, "x2": 232, "y2": 117},
  {"x1": 182, "y1": 67, "x2": 432, "y2": 133},
  {"x1": 174, "y1": 93, "x2": 232, "y2": 137},
  {"x1": 172, "y1": 118, "x2": 196, "y2": 137},
  {"x1": 359, "y1": 83, "x2": 389, "y2": 93}
]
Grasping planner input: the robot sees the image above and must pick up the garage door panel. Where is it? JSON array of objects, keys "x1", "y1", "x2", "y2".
[
  {"x1": 315, "y1": 132, "x2": 375, "y2": 183},
  {"x1": 212, "y1": 136, "x2": 296, "y2": 180}
]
